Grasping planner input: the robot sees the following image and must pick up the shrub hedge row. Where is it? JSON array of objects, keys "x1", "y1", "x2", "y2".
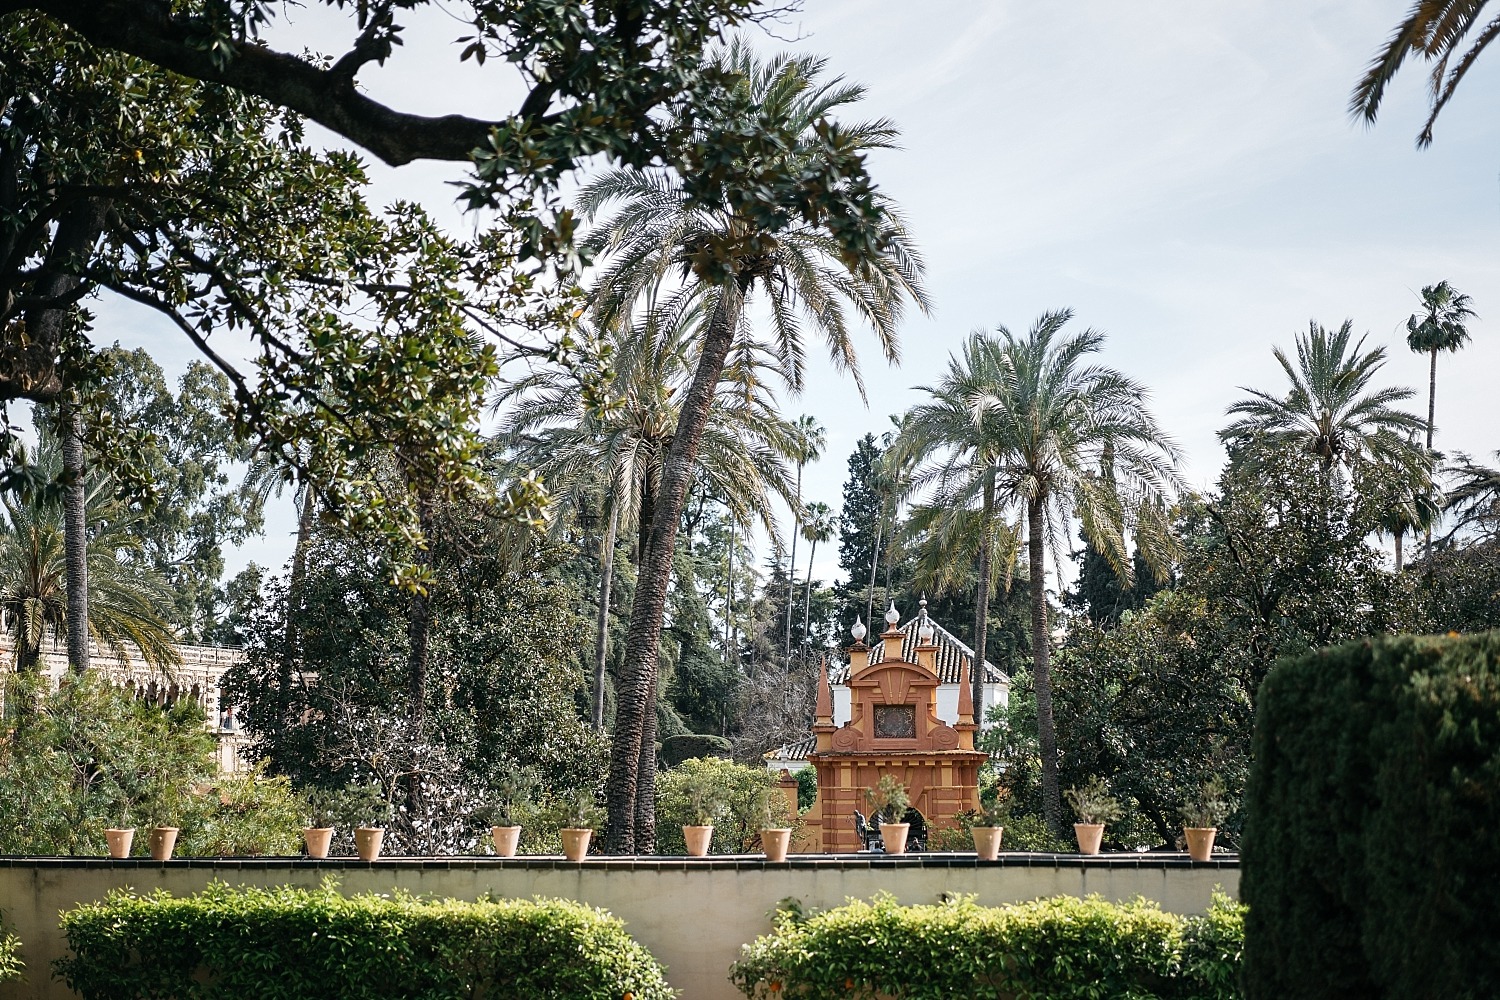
[
  {"x1": 729, "y1": 892, "x2": 1245, "y2": 999},
  {"x1": 56, "y1": 882, "x2": 674, "y2": 1000},
  {"x1": 1242, "y1": 632, "x2": 1500, "y2": 1000}
]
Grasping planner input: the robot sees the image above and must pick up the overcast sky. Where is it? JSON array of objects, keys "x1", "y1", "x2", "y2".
[{"x1": 98, "y1": 1, "x2": 1500, "y2": 594}]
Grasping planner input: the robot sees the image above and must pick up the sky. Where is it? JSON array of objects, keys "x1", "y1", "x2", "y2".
[{"x1": 96, "y1": 1, "x2": 1500, "y2": 597}]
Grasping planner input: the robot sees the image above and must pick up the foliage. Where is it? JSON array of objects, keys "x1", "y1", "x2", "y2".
[
  {"x1": 655, "y1": 756, "x2": 788, "y2": 853},
  {"x1": 0, "y1": 919, "x2": 19, "y2": 984},
  {"x1": 1242, "y1": 632, "x2": 1500, "y2": 1000},
  {"x1": 729, "y1": 891, "x2": 1246, "y2": 1000},
  {"x1": 1416, "y1": 537, "x2": 1500, "y2": 632},
  {"x1": 0, "y1": 673, "x2": 297, "y2": 855},
  {"x1": 795, "y1": 766, "x2": 817, "y2": 811},
  {"x1": 865, "y1": 774, "x2": 910, "y2": 825},
  {"x1": 1064, "y1": 777, "x2": 1122, "y2": 825},
  {"x1": 56, "y1": 882, "x2": 674, "y2": 1000},
  {"x1": 470, "y1": 769, "x2": 536, "y2": 829},
  {"x1": 662, "y1": 733, "x2": 733, "y2": 768},
  {"x1": 1180, "y1": 776, "x2": 1232, "y2": 830}
]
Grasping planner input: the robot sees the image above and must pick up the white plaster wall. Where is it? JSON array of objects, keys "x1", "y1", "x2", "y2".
[{"x1": 832, "y1": 682, "x2": 1007, "y2": 728}]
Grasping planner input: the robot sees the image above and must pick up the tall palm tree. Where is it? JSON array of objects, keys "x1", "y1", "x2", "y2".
[
  {"x1": 495, "y1": 311, "x2": 801, "y2": 733},
  {"x1": 1352, "y1": 0, "x2": 1500, "y2": 147},
  {"x1": 0, "y1": 449, "x2": 179, "y2": 673},
  {"x1": 578, "y1": 40, "x2": 928, "y2": 852},
  {"x1": 799, "y1": 501, "x2": 836, "y2": 649},
  {"x1": 1221, "y1": 320, "x2": 1427, "y2": 477},
  {"x1": 903, "y1": 315, "x2": 1182, "y2": 833},
  {"x1": 1375, "y1": 457, "x2": 1441, "y2": 572},
  {"x1": 1406, "y1": 281, "x2": 1477, "y2": 454},
  {"x1": 783, "y1": 415, "x2": 825, "y2": 662}
]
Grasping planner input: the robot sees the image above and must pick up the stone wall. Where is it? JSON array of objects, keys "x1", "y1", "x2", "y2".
[{"x1": 0, "y1": 854, "x2": 1239, "y2": 1000}]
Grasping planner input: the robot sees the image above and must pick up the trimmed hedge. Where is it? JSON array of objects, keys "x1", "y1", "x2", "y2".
[
  {"x1": 1242, "y1": 632, "x2": 1500, "y2": 1000},
  {"x1": 662, "y1": 733, "x2": 733, "y2": 768},
  {"x1": 56, "y1": 881, "x2": 673, "y2": 1000},
  {"x1": 729, "y1": 892, "x2": 1244, "y2": 999}
]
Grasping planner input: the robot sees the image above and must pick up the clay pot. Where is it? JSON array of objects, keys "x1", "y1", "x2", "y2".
[
  {"x1": 971, "y1": 826, "x2": 1004, "y2": 861},
  {"x1": 881, "y1": 822, "x2": 911, "y2": 856},
  {"x1": 683, "y1": 825, "x2": 714, "y2": 857},
  {"x1": 105, "y1": 827, "x2": 135, "y2": 859},
  {"x1": 491, "y1": 825, "x2": 521, "y2": 858},
  {"x1": 354, "y1": 826, "x2": 385, "y2": 861},
  {"x1": 560, "y1": 828, "x2": 592, "y2": 862},
  {"x1": 303, "y1": 827, "x2": 334, "y2": 859},
  {"x1": 761, "y1": 828, "x2": 792, "y2": 863},
  {"x1": 1184, "y1": 826, "x2": 1218, "y2": 862},
  {"x1": 1074, "y1": 822, "x2": 1105, "y2": 855},
  {"x1": 149, "y1": 826, "x2": 179, "y2": 861}
]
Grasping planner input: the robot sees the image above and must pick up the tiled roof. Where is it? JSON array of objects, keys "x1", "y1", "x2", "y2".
[
  {"x1": 829, "y1": 616, "x2": 1007, "y2": 686},
  {"x1": 763, "y1": 735, "x2": 816, "y2": 761}
]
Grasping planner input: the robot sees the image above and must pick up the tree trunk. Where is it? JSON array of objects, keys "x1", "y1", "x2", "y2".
[
  {"x1": 1393, "y1": 527, "x2": 1405, "y2": 574},
  {"x1": 1425, "y1": 347, "x2": 1437, "y2": 561},
  {"x1": 784, "y1": 471, "x2": 801, "y2": 663},
  {"x1": 60, "y1": 397, "x2": 89, "y2": 674},
  {"x1": 406, "y1": 499, "x2": 433, "y2": 732},
  {"x1": 278, "y1": 485, "x2": 316, "y2": 731},
  {"x1": 801, "y1": 535, "x2": 818, "y2": 648},
  {"x1": 592, "y1": 501, "x2": 619, "y2": 731},
  {"x1": 865, "y1": 515, "x2": 883, "y2": 629},
  {"x1": 605, "y1": 282, "x2": 745, "y2": 854},
  {"x1": 971, "y1": 476, "x2": 993, "y2": 725},
  {"x1": 1029, "y1": 497, "x2": 1062, "y2": 835},
  {"x1": 635, "y1": 675, "x2": 658, "y2": 853},
  {"x1": 725, "y1": 514, "x2": 736, "y2": 672}
]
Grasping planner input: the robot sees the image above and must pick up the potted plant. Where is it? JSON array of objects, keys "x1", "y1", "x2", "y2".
[
  {"x1": 1065, "y1": 777, "x2": 1121, "y2": 855},
  {"x1": 301, "y1": 787, "x2": 340, "y2": 859},
  {"x1": 148, "y1": 821, "x2": 180, "y2": 861},
  {"x1": 354, "y1": 791, "x2": 393, "y2": 862},
  {"x1": 560, "y1": 791, "x2": 604, "y2": 862},
  {"x1": 963, "y1": 788, "x2": 1010, "y2": 861},
  {"x1": 747, "y1": 785, "x2": 798, "y2": 863},
  {"x1": 476, "y1": 773, "x2": 532, "y2": 858},
  {"x1": 681, "y1": 769, "x2": 725, "y2": 857},
  {"x1": 104, "y1": 819, "x2": 135, "y2": 859},
  {"x1": 866, "y1": 774, "x2": 912, "y2": 855},
  {"x1": 1179, "y1": 776, "x2": 1231, "y2": 862}
]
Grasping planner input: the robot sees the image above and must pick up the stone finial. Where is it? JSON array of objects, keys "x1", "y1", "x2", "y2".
[
  {"x1": 851, "y1": 617, "x2": 867, "y2": 643},
  {"x1": 884, "y1": 601, "x2": 900, "y2": 627}
]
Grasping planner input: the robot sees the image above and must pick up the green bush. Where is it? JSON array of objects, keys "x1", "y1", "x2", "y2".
[
  {"x1": 655, "y1": 756, "x2": 788, "y2": 854},
  {"x1": 56, "y1": 881, "x2": 673, "y2": 1000},
  {"x1": 661, "y1": 733, "x2": 733, "y2": 768},
  {"x1": 1241, "y1": 632, "x2": 1500, "y2": 1000},
  {"x1": 729, "y1": 891, "x2": 1245, "y2": 999},
  {"x1": 0, "y1": 917, "x2": 22, "y2": 984}
]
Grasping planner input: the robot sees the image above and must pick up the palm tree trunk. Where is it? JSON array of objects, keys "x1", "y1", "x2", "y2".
[
  {"x1": 635, "y1": 673, "x2": 658, "y2": 851},
  {"x1": 784, "y1": 472, "x2": 801, "y2": 663},
  {"x1": 801, "y1": 535, "x2": 818, "y2": 647},
  {"x1": 725, "y1": 513, "x2": 736, "y2": 671},
  {"x1": 1393, "y1": 527, "x2": 1405, "y2": 574},
  {"x1": 593, "y1": 501, "x2": 619, "y2": 731},
  {"x1": 61, "y1": 398, "x2": 89, "y2": 674},
  {"x1": 605, "y1": 283, "x2": 746, "y2": 854},
  {"x1": 1425, "y1": 346, "x2": 1437, "y2": 561},
  {"x1": 279, "y1": 485, "x2": 316, "y2": 731},
  {"x1": 865, "y1": 515, "x2": 883, "y2": 629},
  {"x1": 1028, "y1": 496, "x2": 1062, "y2": 835},
  {"x1": 406, "y1": 499, "x2": 433, "y2": 731},
  {"x1": 971, "y1": 476, "x2": 993, "y2": 725}
]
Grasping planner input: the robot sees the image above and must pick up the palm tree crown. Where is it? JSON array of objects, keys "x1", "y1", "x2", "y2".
[{"x1": 1222, "y1": 320, "x2": 1427, "y2": 474}]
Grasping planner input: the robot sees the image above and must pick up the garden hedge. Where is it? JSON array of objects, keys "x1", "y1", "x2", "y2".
[
  {"x1": 1242, "y1": 632, "x2": 1500, "y2": 1000},
  {"x1": 661, "y1": 733, "x2": 733, "y2": 768},
  {"x1": 56, "y1": 881, "x2": 674, "y2": 1000},
  {"x1": 729, "y1": 892, "x2": 1244, "y2": 999}
]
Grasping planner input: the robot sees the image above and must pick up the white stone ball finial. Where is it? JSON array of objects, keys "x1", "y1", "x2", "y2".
[
  {"x1": 885, "y1": 601, "x2": 900, "y2": 627},
  {"x1": 851, "y1": 617, "x2": 867, "y2": 642}
]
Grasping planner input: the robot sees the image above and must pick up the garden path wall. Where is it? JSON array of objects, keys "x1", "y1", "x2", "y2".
[{"x1": 0, "y1": 854, "x2": 1238, "y2": 1000}]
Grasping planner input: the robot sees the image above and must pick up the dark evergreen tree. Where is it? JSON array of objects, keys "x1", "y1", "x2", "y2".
[
  {"x1": 1065, "y1": 535, "x2": 1171, "y2": 628},
  {"x1": 838, "y1": 434, "x2": 884, "y2": 596}
]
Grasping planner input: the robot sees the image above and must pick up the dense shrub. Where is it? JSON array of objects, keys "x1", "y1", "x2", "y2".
[
  {"x1": 1242, "y1": 632, "x2": 1500, "y2": 1000},
  {"x1": 729, "y1": 892, "x2": 1244, "y2": 999},
  {"x1": 661, "y1": 733, "x2": 732, "y2": 767},
  {"x1": 57, "y1": 882, "x2": 673, "y2": 1000},
  {"x1": 655, "y1": 756, "x2": 790, "y2": 854}
]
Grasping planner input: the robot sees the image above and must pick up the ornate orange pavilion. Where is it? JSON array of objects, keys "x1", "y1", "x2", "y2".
[{"x1": 802, "y1": 601, "x2": 986, "y2": 852}]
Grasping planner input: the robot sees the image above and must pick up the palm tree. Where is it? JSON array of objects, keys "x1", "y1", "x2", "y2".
[
  {"x1": 1375, "y1": 457, "x2": 1441, "y2": 572},
  {"x1": 1443, "y1": 451, "x2": 1500, "y2": 541},
  {"x1": 578, "y1": 40, "x2": 928, "y2": 852},
  {"x1": 799, "y1": 502, "x2": 837, "y2": 649},
  {"x1": 903, "y1": 315, "x2": 1182, "y2": 833},
  {"x1": 0, "y1": 450, "x2": 179, "y2": 673},
  {"x1": 495, "y1": 311, "x2": 801, "y2": 733},
  {"x1": 1407, "y1": 281, "x2": 1477, "y2": 454},
  {"x1": 1352, "y1": 1, "x2": 1499, "y2": 147},
  {"x1": 1221, "y1": 321, "x2": 1427, "y2": 477},
  {"x1": 783, "y1": 415, "x2": 825, "y2": 662}
]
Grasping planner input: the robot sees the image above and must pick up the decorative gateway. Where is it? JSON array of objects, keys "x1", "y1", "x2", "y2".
[{"x1": 803, "y1": 601, "x2": 986, "y2": 852}]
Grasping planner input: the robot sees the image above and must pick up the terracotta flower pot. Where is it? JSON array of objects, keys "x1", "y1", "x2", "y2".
[
  {"x1": 761, "y1": 828, "x2": 792, "y2": 863},
  {"x1": 105, "y1": 827, "x2": 135, "y2": 859},
  {"x1": 303, "y1": 827, "x2": 334, "y2": 859},
  {"x1": 491, "y1": 825, "x2": 521, "y2": 858},
  {"x1": 683, "y1": 825, "x2": 714, "y2": 857},
  {"x1": 1184, "y1": 826, "x2": 1218, "y2": 862},
  {"x1": 971, "y1": 826, "x2": 1004, "y2": 861},
  {"x1": 560, "y1": 828, "x2": 592, "y2": 862},
  {"x1": 355, "y1": 826, "x2": 385, "y2": 861},
  {"x1": 149, "y1": 826, "x2": 179, "y2": 861},
  {"x1": 1074, "y1": 822, "x2": 1105, "y2": 855},
  {"x1": 881, "y1": 822, "x2": 911, "y2": 855}
]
